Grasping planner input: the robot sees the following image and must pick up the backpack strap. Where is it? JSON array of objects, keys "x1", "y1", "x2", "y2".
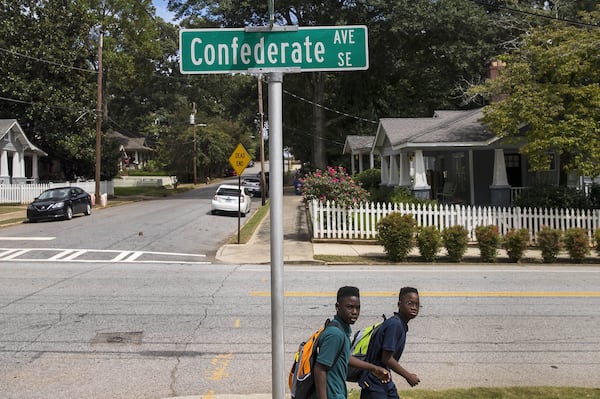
[{"x1": 316, "y1": 319, "x2": 346, "y2": 368}]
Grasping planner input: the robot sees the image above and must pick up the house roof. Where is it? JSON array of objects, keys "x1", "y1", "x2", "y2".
[
  {"x1": 374, "y1": 108, "x2": 499, "y2": 152},
  {"x1": 0, "y1": 119, "x2": 47, "y2": 156},
  {"x1": 343, "y1": 135, "x2": 375, "y2": 154},
  {"x1": 106, "y1": 130, "x2": 154, "y2": 152}
]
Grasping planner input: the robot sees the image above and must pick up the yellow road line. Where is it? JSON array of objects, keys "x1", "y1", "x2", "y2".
[
  {"x1": 250, "y1": 291, "x2": 600, "y2": 297},
  {"x1": 208, "y1": 353, "x2": 233, "y2": 381}
]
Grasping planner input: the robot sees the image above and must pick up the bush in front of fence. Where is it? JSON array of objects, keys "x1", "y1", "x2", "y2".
[
  {"x1": 563, "y1": 227, "x2": 590, "y2": 263},
  {"x1": 416, "y1": 226, "x2": 442, "y2": 262},
  {"x1": 595, "y1": 230, "x2": 600, "y2": 256},
  {"x1": 537, "y1": 226, "x2": 563, "y2": 263},
  {"x1": 504, "y1": 228, "x2": 530, "y2": 262},
  {"x1": 377, "y1": 213, "x2": 416, "y2": 261},
  {"x1": 300, "y1": 166, "x2": 369, "y2": 208},
  {"x1": 475, "y1": 225, "x2": 500, "y2": 262},
  {"x1": 442, "y1": 225, "x2": 469, "y2": 262}
]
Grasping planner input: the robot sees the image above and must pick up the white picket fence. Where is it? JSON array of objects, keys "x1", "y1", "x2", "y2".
[
  {"x1": 0, "y1": 181, "x2": 114, "y2": 204},
  {"x1": 309, "y1": 200, "x2": 600, "y2": 242}
]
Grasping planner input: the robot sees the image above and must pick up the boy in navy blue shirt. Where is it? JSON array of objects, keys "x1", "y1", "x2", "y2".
[{"x1": 359, "y1": 287, "x2": 421, "y2": 399}]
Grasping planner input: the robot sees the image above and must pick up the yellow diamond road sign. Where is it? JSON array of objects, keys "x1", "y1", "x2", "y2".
[{"x1": 229, "y1": 143, "x2": 251, "y2": 176}]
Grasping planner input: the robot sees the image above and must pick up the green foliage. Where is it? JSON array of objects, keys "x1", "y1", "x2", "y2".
[
  {"x1": 354, "y1": 169, "x2": 381, "y2": 195},
  {"x1": 376, "y1": 213, "x2": 416, "y2": 262},
  {"x1": 472, "y1": 18, "x2": 600, "y2": 180},
  {"x1": 300, "y1": 166, "x2": 369, "y2": 208},
  {"x1": 536, "y1": 227, "x2": 563, "y2": 263},
  {"x1": 442, "y1": 225, "x2": 469, "y2": 262},
  {"x1": 475, "y1": 225, "x2": 500, "y2": 262},
  {"x1": 416, "y1": 226, "x2": 442, "y2": 262},
  {"x1": 514, "y1": 185, "x2": 591, "y2": 209},
  {"x1": 594, "y1": 229, "x2": 600, "y2": 256},
  {"x1": 504, "y1": 228, "x2": 530, "y2": 263},
  {"x1": 563, "y1": 228, "x2": 590, "y2": 263}
]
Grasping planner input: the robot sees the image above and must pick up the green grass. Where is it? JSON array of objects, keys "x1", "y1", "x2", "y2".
[
  {"x1": 228, "y1": 199, "x2": 270, "y2": 244},
  {"x1": 349, "y1": 387, "x2": 600, "y2": 399}
]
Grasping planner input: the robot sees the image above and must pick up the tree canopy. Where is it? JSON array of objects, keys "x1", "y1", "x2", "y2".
[
  {"x1": 1, "y1": 0, "x2": 598, "y2": 183},
  {"x1": 472, "y1": 13, "x2": 600, "y2": 180}
]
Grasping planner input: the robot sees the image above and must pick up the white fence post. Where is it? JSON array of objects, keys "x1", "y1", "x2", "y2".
[{"x1": 306, "y1": 199, "x2": 600, "y2": 243}]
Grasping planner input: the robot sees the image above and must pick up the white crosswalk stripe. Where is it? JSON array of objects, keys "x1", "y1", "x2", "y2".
[{"x1": 0, "y1": 248, "x2": 210, "y2": 264}]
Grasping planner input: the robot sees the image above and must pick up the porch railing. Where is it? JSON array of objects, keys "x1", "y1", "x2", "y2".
[{"x1": 309, "y1": 199, "x2": 600, "y2": 243}]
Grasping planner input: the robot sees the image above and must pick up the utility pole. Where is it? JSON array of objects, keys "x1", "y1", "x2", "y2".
[
  {"x1": 190, "y1": 102, "x2": 197, "y2": 185},
  {"x1": 190, "y1": 103, "x2": 207, "y2": 185},
  {"x1": 258, "y1": 74, "x2": 266, "y2": 206},
  {"x1": 94, "y1": 31, "x2": 103, "y2": 205}
]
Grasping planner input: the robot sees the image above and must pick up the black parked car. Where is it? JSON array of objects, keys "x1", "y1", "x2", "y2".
[{"x1": 27, "y1": 187, "x2": 92, "y2": 222}]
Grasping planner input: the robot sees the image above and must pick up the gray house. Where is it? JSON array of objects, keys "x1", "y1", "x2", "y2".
[
  {"x1": 372, "y1": 108, "x2": 561, "y2": 206},
  {"x1": 342, "y1": 135, "x2": 376, "y2": 175},
  {"x1": 0, "y1": 119, "x2": 47, "y2": 184}
]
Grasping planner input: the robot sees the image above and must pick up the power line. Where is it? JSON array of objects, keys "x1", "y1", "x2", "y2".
[
  {"x1": 469, "y1": 0, "x2": 600, "y2": 28},
  {"x1": 0, "y1": 47, "x2": 96, "y2": 74},
  {"x1": 282, "y1": 89, "x2": 378, "y2": 124}
]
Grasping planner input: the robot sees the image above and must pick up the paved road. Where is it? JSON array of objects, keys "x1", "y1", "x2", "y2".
[
  {"x1": 0, "y1": 182, "x2": 250, "y2": 263},
  {"x1": 0, "y1": 263, "x2": 599, "y2": 399}
]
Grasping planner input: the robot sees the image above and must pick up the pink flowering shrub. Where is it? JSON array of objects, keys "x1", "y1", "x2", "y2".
[{"x1": 301, "y1": 166, "x2": 369, "y2": 208}]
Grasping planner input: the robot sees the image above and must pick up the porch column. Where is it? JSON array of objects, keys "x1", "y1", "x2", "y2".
[
  {"x1": 350, "y1": 153, "x2": 356, "y2": 175},
  {"x1": 412, "y1": 150, "x2": 430, "y2": 200},
  {"x1": 380, "y1": 156, "x2": 389, "y2": 186},
  {"x1": 32, "y1": 153, "x2": 39, "y2": 182},
  {"x1": 358, "y1": 153, "x2": 364, "y2": 173},
  {"x1": 0, "y1": 150, "x2": 9, "y2": 184},
  {"x1": 389, "y1": 154, "x2": 399, "y2": 186},
  {"x1": 490, "y1": 148, "x2": 511, "y2": 206},
  {"x1": 12, "y1": 150, "x2": 25, "y2": 184},
  {"x1": 369, "y1": 153, "x2": 374, "y2": 169},
  {"x1": 398, "y1": 152, "x2": 411, "y2": 187}
]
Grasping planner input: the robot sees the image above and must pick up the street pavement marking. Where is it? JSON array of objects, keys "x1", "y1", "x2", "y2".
[
  {"x1": 0, "y1": 247, "x2": 210, "y2": 264},
  {"x1": 208, "y1": 353, "x2": 233, "y2": 381},
  {"x1": 250, "y1": 291, "x2": 600, "y2": 297},
  {"x1": 234, "y1": 319, "x2": 241, "y2": 328},
  {"x1": 0, "y1": 236, "x2": 55, "y2": 240}
]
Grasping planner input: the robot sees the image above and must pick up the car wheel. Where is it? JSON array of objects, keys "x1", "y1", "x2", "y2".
[
  {"x1": 84, "y1": 203, "x2": 92, "y2": 216},
  {"x1": 65, "y1": 206, "x2": 73, "y2": 220}
]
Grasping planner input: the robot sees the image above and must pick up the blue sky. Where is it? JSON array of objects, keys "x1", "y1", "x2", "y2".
[{"x1": 152, "y1": 0, "x2": 177, "y2": 22}]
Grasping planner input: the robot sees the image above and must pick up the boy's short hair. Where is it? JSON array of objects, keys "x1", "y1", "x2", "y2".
[
  {"x1": 399, "y1": 287, "x2": 419, "y2": 300},
  {"x1": 337, "y1": 286, "x2": 360, "y2": 302}
]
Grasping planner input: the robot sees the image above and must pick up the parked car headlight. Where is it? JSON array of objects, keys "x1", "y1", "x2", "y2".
[{"x1": 48, "y1": 201, "x2": 65, "y2": 209}]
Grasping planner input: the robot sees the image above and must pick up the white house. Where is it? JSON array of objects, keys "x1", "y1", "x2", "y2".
[{"x1": 0, "y1": 119, "x2": 47, "y2": 184}]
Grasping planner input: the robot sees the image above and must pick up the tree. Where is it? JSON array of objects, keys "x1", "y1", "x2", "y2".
[{"x1": 471, "y1": 16, "x2": 600, "y2": 181}]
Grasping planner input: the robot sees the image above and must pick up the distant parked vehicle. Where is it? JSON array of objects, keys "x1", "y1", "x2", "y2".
[
  {"x1": 242, "y1": 177, "x2": 262, "y2": 197},
  {"x1": 27, "y1": 187, "x2": 92, "y2": 222},
  {"x1": 211, "y1": 184, "x2": 252, "y2": 216}
]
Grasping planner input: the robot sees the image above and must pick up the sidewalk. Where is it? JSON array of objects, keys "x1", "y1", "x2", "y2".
[{"x1": 216, "y1": 190, "x2": 600, "y2": 265}]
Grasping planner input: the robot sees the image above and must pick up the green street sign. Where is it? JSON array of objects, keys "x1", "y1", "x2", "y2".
[{"x1": 179, "y1": 26, "x2": 368, "y2": 74}]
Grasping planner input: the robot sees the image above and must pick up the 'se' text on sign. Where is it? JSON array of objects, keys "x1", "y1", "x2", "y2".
[{"x1": 180, "y1": 26, "x2": 368, "y2": 74}]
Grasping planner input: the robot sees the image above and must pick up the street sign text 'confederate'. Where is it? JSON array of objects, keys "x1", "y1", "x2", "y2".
[{"x1": 180, "y1": 26, "x2": 368, "y2": 74}]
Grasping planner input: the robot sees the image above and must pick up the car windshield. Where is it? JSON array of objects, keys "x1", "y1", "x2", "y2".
[
  {"x1": 217, "y1": 188, "x2": 240, "y2": 197},
  {"x1": 38, "y1": 189, "x2": 69, "y2": 200}
]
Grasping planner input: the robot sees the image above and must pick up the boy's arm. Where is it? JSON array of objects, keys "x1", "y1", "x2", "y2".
[
  {"x1": 313, "y1": 362, "x2": 329, "y2": 399},
  {"x1": 349, "y1": 356, "x2": 390, "y2": 383},
  {"x1": 381, "y1": 350, "x2": 420, "y2": 387}
]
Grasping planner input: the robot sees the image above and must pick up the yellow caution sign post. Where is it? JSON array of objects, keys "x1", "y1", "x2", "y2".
[{"x1": 228, "y1": 143, "x2": 251, "y2": 243}]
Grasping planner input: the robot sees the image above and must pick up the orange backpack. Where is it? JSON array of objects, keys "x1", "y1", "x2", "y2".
[{"x1": 288, "y1": 319, "x2": 343, "y2": 399}]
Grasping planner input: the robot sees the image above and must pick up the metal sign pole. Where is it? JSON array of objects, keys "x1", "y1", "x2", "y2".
[{"x1": 268, "y1": 71, "x2": 285, "y2": 399}]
